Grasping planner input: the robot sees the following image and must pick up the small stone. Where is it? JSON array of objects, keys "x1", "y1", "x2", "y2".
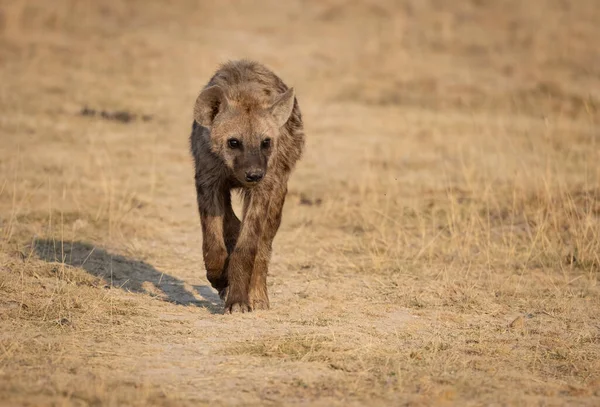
[{"x1": 509, "y1": 316, "x2": 525, "y2": 329}]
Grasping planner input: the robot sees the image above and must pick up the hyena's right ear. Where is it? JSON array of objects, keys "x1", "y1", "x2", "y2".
[{"x1": 194, "y1": 85, "x2": 228, "y2": 128}]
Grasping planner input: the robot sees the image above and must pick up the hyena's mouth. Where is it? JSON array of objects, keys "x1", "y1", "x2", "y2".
[
  {"x1": 240, "y1": 176, "x2": 265, "y2": 188},
  {"x1": 242, "y1": 180, "x2": 263, "y2": 188}
]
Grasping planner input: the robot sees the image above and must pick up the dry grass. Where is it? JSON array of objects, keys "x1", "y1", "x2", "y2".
[{"x1": 1, "y1": 0, "x2": 599, "y2": 405}]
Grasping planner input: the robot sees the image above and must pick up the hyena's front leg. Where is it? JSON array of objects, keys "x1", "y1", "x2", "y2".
[
  {"x1": 248, "y1": 183, "x2": 287, "y2": 310},
  {"x1": 196, "y1": 183, "x2": 228, "y2": 297},
  {"x1": 224, "y1": 189, "x2": 272, "y2": 313}
]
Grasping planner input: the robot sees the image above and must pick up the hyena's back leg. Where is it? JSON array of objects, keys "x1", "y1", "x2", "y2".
[
  {"x1": 197, "y1": 181, "x2": 228, "y2": 296},
  {"x1": 248, "y1": 182, "x2": 287, "y2": 310},
  {"x1": 224, "y1": 191, "x2": 241, "y2": 252}
]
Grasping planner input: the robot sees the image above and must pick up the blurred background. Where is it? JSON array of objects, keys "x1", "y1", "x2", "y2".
[{"x1": 2, "y1": 0, "x2": 599, "y2": 122}]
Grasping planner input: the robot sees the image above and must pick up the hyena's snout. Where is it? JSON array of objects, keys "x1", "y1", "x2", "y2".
[
  {"x1": 241, "y1": 152, "x2": 267, "y2": 184},
  {"x1": 245, "y1": 168, "x2": 265, "y2": 183}
]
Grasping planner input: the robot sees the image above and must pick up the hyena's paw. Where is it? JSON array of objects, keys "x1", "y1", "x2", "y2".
[
  {"x1": 225, "y1": 301, "x2": 252, "y2": 314},
  {"x1": 224, "y1": 290, "x2": 251, "y2": 314}
]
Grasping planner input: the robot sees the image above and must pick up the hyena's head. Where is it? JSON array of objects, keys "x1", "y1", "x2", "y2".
[{"x1": 194, "y1": 85, "x2": 295, "y2": 187}]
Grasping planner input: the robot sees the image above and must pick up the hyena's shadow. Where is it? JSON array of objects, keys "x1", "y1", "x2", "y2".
[{"x1": 33, "y1": 239, "x2": 222, "y2": 314}]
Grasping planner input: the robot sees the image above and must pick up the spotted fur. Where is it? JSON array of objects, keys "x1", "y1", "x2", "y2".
[{"x1": 190, "y1": 60, "x2": 305, "y2": 313}]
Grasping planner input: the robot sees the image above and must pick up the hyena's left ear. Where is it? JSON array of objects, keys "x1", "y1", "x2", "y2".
[
  {"x1": 269, "y1": 87, "x2": 295, "y2": 128},
  {"x1": 194, "y1": 85, "x2": 228, "y2": 128}
]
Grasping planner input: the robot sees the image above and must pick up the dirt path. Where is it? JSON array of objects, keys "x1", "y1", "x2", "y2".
[{"x1": 1, "y1": 1, "x2": 600, "y2": 405}]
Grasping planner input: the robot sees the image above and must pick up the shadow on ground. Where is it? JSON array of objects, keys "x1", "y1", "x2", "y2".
[{"x1": 33, "y1": 238, "x2": 222, "y2": 314}]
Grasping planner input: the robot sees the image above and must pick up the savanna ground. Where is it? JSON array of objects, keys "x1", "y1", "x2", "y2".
[{"x1": 1, "y1": 0, "x2": 599, "y2": 405}]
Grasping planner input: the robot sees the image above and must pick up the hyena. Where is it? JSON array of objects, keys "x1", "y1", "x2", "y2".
[{"x1": 190, "y1": 60, "x2": 304, "y2": 313}]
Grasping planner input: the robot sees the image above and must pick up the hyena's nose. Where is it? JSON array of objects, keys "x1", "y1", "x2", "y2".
[{"x1": 245, "y1": 170, "x2": 264, "y2": 183}]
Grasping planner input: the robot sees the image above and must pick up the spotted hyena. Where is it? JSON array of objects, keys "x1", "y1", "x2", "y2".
[{"x1": 190, "y1": 60, "x2": 304, "y2": 313}]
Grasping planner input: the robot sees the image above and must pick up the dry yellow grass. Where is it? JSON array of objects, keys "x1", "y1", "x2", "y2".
[{"x1": 1, "y1": 0, "x2": 599, "y2": 405}]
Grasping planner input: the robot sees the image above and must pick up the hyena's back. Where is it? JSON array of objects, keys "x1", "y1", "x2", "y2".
[{"x1": 206, "y1": 60, "x2": 290, "y2": 105}]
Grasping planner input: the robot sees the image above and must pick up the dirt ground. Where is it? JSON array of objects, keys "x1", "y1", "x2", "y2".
[{"x1": 1, "y1": 0, "x2": 599, "y2": 405}]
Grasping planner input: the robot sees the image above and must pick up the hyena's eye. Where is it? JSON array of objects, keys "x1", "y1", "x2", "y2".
[
  {"x1": 227, "y1": 138, "x2": 241, "y2": 149},
  {"x1": 261, "y1": 138, "x2": 271, "y2": 149}
]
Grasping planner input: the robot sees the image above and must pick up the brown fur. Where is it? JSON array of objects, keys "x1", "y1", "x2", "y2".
[{"x1": 190, "y1": 60, "x2": 304, "y2": 313}]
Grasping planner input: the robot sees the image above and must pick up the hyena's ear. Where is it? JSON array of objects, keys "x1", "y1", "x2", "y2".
[
  {"x1": 194, "y1": 85, "x2": 228, "y2": 128},
  {"x1": 269, "y1": 87, "x2": 295, "y2": 128}
]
